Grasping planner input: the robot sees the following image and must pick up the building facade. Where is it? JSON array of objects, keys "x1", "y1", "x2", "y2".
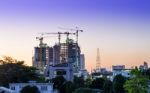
[
  {"x1": 9, "y1": 82, "x2": 53, "y2": 93},
  {"x1": 111, "y1": 65, "x2": 131, "y2": 80},
  {"x1": 33, "y1": 39, "x2": 81, "y2": 74},
  {"x1": 80, "y1": 54, "x2": 85, "y2": 70},
  {"x1": 45, "y1": 63, "x2": 74, "y2": 81}
]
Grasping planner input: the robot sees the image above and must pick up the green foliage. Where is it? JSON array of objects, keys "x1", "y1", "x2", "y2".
[
  {"x1": 124, "y1": 77, "x2": 148, "y2": 93},
  {"x1": 0, "y1": 56, "x2": 43, "y2": 87},
  {"x1": 85, "y1": 75, "x2": 93, "y2": 87},
  {"x1": 20, "y1": 86, "x2": 40, "y2": 93},
  {"x1": 60, "y1": 81, "x2": 75, "y2": 93},
  {"x1": 131, "y1": 67, "x2": 142, "y2": 77},
  {"x1": 143, "y1": 68, "x2": 150, "y2": 79},
  {"x1": 103, "y1": 80, "x2": 113, "y2": 93},
  {"x1": 113, "y1": 74, "x2": 126, "y2": 93},
  {"x1": 73, "y1": 76, "x2": 85, "y2": 88},
  {"x1": 73, "y1": 88, "x2": 98, "y2": 93},
  {"x1": 52, "y1": 76, "x2": 66, "y2": 90},
  {"x1": 124, "y1": 68, "x2": 148, "y2": 93},
  {"x1": 90, "y1": 78, "x2": 105, "y2": 90}
]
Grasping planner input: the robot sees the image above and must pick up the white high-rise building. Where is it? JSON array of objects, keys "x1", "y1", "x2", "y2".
[{"x1": 80, "y1": 54, "x2": 85, "y2": 70}]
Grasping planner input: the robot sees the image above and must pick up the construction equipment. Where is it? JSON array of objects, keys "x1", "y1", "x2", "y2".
[
  {"x1": 36, "y1": 36, "x2": 45, "y2": 47},
  {"x1": 64, "y1": 32, "x2": 76, "y2": 42},
  {"x1": 44, "y1": 32, "x2": 63, "y2": 44},
  {"x1": 36, "y1": 36, "x2": 53, "y2": 47},
  {"x1": 58, "y1": 27, "x2": 83, "y2": 44},
  {"x1": 39, "y1": 32, "x2": 76, "y2": 44},
  {"x1": 58, "y1": 27, "x2": 83, "y2": 72}
]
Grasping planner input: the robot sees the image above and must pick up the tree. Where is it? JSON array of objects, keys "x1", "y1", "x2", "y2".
[
  {"x1": 20, "y1": 86, "x2": 40, "y2": 93},
  {"x1": 90, "y1": 78, "x2": 105, "y2": 90},
  {"x1": 124, "y1": 77, "x2": 148, "y2": 93},
  {"x1": 73, "y1": 88, "x2": 98, "y2": 93},
  {"x1": 144, "y1": 68, "x2": 150, "y2": 79},
  {"x1": 73, "y1": 76, "x2": 85, "y2": 88},
  {"x1": 0, "y1": 56, "x2": 42, "y2": 87},
  {"x1": 113, "y1": 74, "x2": 126, "y2": 93},
  {"x1": 52, "y1": 76, "x2": 66, "y2": 92},
  {"x1": 60, "y1": 81, "x2": 75, "y2": 93},
  {"x1": 103, "y1": 80, "x2": 113, "y2": 93},
  {"x1": 84, "y1": 75, "x2": 92, "y2": 87},
  {"x1": 124, "y1": 69, "x2": 148, "y2": 93}
]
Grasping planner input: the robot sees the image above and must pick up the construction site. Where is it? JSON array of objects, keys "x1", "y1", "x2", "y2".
[{"x1": 32, "y1": 27, "x2": 88, "y2": 81}]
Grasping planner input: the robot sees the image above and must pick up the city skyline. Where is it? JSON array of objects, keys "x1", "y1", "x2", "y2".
[{"x1": 0, "y1": 0, "x2": 150, "y2": 71}]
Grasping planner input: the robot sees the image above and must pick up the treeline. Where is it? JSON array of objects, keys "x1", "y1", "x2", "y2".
[
  {"x1": 51, "y1": 68, "x2": 150, "y2": 93},
  {"x1": 0, "y1": 56, "x2": 150, "y2": 93},
  {"x1": 0, "y1": 56, "x2": 45, "y2": 87}
]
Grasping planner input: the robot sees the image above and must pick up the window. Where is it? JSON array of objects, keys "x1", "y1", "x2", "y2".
[
  {"x1": 41, "y1": 86, "x2": 47, "y2": 91},
  {"x1": 56, "y1": 70, "x2": 66, "y2": 75}
]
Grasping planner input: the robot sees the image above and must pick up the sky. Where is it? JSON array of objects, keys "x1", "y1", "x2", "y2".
[{"x1": 0, "y1": 0, "x2": 150, "y2": 71}]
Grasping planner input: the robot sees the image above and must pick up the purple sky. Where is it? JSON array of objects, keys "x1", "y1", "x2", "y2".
[{"x1": 0, "y1": 0, "x2": 150, "y2": 71}]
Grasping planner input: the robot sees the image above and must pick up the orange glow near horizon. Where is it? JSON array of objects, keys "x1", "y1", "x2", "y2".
[{"x1": 0, "y1": 0, "x2": 150, "y2": 72}]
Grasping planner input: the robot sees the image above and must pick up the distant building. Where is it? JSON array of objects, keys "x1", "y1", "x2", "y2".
[
  {"x1": 144, "y1": 62, "x2": 148, "y2": 69},
  {"x1": 112, "y1": 65, "x2": 125, "y2": 70},
  {"x1": 91, "y1": 68, "x2": 112, "y2": 79},
  {"x1": 9, "y1": 82, "x2": 53, "y2": 93},
  {"x1": 80, "y1": 54, "x2": 85, "y2": 70},
  {"x1": 112, "y1": 65, "x2": 131, "y2": 80},
  {"x1": 139, "y1": 62, "x2": 148, "y2": 70},
  {"x1": 45, "y1": 63, "x2": 74, "y2": 81},
  {"x1": 75, "y1": 69, "x2": 89, "y2": 80},
  {"x1": 33, "y1": 47, "x2": 48, "y2": 73},
  {"x1": 33, "y1": 39, "x2": 82, "y2": 74}
]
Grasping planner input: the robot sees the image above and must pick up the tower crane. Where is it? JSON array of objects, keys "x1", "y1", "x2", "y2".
[
  {"x1": 39, "y1": 32, "x2": 63, "y2": 44},
  {"x1": 36, "y1": 36, "x2": 45, "y2": 47},
  {"x1": 64, "y1": 32, "x2": 76, "y2": 42},
  {"x1": 58, "y1": 27, "x2": 83, "y2": 72},
  {"x1": 36, "y1": 35, "x2": 55, "y2": 47},
  {"x1": 39, "y1": 32, "x2": 76, "y2": 44},
  {"x1": 58, "y1": 27, "x2": 83, "y2": 44}
]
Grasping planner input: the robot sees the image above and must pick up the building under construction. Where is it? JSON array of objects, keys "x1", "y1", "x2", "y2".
[{"x1": 33, "y1": 30, "x2": 83, "y2": 75}]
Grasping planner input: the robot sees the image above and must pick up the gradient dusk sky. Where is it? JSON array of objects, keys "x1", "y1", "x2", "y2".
[{"x1": 0, "y1": 0, "x2": 150, "y2": 71}]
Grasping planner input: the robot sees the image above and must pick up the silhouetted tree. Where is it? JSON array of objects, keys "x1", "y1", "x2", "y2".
[
  {"x1": 113, "y1": 74, "x2": 126, "y2": 93},
  {"x1": 90, "y1": 78, "x2": 105, "y2": 90},
  {"x1": 0, "y1": 56, "x2": 42, "y2": 87},
  {"x1": 84, "y1": 75, "x2": 92, "y2": 87},
  {"x1": 144, "y1": 68, "x2": 150, "y2": 79},
  {"x1": 60, "y1": 81, "x2": 75, "y2": 93},
  {"x1": 73, "y1": 88, "x2": 98, "y2": 93},
  {"x1": 73, "y1": 76, "x2": 85, "y2": 88},
  {"x1": 52, "y1": 76, "x2": 66, "y2": 92},
  {"x1": 103, "y1": 80, "x2": 113, "y2": 93},
  {"x1": 20, "y1": 86, "x2": 40, "y2": 93}
]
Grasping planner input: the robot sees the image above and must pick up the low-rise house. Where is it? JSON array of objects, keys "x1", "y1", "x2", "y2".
[
  {"x1": 0, "y1": 87, "x2": 14, "y2": 93},
  {"x1": 9, "y1": 82, "x2": 53, "y2": 93}
]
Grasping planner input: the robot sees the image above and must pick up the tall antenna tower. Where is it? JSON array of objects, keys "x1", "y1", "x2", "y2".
[{"x1": 96, "y1": 48, "x2": 101, "y2": 70}]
